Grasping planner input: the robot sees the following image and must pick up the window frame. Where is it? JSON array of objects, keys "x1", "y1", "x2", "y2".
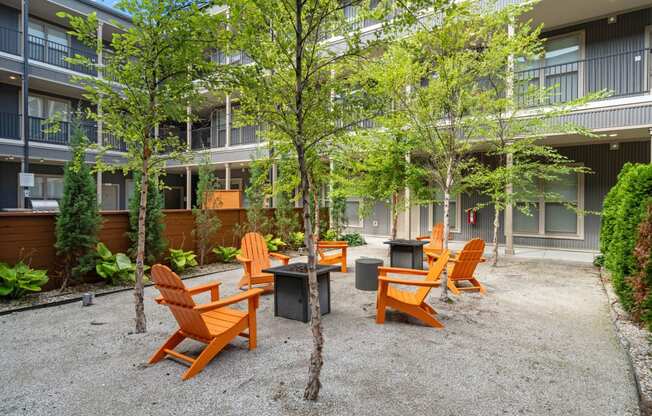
[
  {"x1": 27, "y1": 93, "x2": 71, "y2": 121},
  {"x1": 31, "y1": 174, "x2": 64, "y2": 200},
  {"x1": 428, "y1": 192, "x2": 462, "y2": 234},
  {"x1": 512, "y1": 170, "x2": 585, "y2": 240}
]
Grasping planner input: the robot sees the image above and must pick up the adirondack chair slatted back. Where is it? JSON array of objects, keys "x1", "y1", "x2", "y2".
[
  {"x1": 151, "y1": 265, "x2": 212, "y2": 340},
  {"x1": 429, "y1": 223, "x2": 444, "y2": 251},
  {"x1": 415, "y1": 250, "x2": 450, "y2": 303},
  {"x1": 241, "y1": 232, "x2": 271, "y2": 276},
  {"x1": 449, "y1": 239, "x2": 485, "y2": 281}
]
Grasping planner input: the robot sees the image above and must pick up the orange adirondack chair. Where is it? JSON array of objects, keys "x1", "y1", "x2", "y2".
[
  {"x1": 149, "y1": 265, "x2": 263, "y2": 380},
  {"x1": 317, "y1": 240, "x2": 348, "y2": 272},
  {"x1": 376, "y1": 251, "x2": 450, "y2": 329},
  {"x1": 237, "y1": 232, "x2": 290, "y2": 292},
  {"x1": 447, "y1": 238, "x2": 486, "y2": 295},
  {"x1": 418, "y1": 223, "x2": 445, "y2": 262}
]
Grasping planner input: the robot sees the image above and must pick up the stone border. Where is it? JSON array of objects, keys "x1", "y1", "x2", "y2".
[{"x1": 599, "y1": 268, "x2": 652, "y2": 416}]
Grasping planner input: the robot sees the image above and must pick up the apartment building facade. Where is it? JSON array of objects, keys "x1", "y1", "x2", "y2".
[{"x1": 0, "y1": 0, "x2": 650, "y2": 253}]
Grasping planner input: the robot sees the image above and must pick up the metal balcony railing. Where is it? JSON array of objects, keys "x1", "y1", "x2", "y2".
[
  {"x1": 0, "y1": 26, "x2": 20, "y2": 55},
  {"x1": 27, "y1": 117, "x2": 99, "y2": 145},
  {"x1": 27, "y1": 34, "x2": 98, "y2": 75},
  {"x1": 515, "y1": 48, "x2": 651, "y2": 107},
  {"x1": 191, "y1": 126, "x2": 211, "y2": 149},
  {"x1": 103, "y1": 131, "x2": 127, "y2": 152},
  {"x1": 0, "y1": 112, "x2": 20, "y2": 139},
  {"x1": 230, "y1": 125, "x2": 259, "y2": 146}
]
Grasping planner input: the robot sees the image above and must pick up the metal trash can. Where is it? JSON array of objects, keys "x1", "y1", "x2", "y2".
[{"x1": 355, "y1": 258, "x2": 383, "y2": 291}]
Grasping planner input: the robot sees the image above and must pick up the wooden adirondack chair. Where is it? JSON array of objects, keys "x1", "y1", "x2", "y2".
[
  {"x1": 237, "y1": 232, "x2": 290, "y2": 292},
  {"x1": 149, "y1": 264, "x2": 263, "y2": 380},
  {"x1": 418, "y1": 223, "x2": 445, "y2": 263},
  {"x1": 376, "y1": 251, "x2": 450, "y2": 329},
  {"x1": 447, "y1": 238, "x2": 486, "y2": 295},
  {"x1": 317, "y1": 240, "x2": 348, "y2": 272}
]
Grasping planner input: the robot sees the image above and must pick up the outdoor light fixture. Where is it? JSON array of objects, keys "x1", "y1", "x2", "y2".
[
  {"x1": 607, "y1": 16, "x2": 617, "y2": 24},
  {"x1": 609, "y1": 143, "x2": 620, "y2": 151},
  {"x1": 8, "y1": 75, "x2": 17, "y2": 80},
  {"x1": 608, "y1": 133, "x2": 618, "y2": 137}
]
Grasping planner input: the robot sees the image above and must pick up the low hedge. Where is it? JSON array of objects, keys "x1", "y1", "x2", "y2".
[{"x1": 600, "y1": 163, "x2": 652, "y2": 328}]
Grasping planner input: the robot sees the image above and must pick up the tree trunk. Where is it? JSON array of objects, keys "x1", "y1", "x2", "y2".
[
  {"x1": 391, "y1": 192, "x2": 399, "y2": 241},
  {"x1": 59, "y1": 260, "x2": 71, "y2": 292},
  {"x1": 439, "y1": 161, "x2": 454, "y2": 302},
  {"x1": 134, "y1": 157, "x2": 148, "y2": 334},
  {"x1": 491, "y1": 206, "x2": 500, "y2": 267},
  {"x1": 298, "y1": 153, "x2": 324, "y2": 401}
]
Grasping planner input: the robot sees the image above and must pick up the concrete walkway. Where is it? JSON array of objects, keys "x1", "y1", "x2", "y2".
[{"x1": 0, "y1": 243, "x2": 637, "y2": 416}]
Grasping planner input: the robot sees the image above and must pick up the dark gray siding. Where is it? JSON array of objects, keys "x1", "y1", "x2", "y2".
[
  {"x1": 545, "y1": 8, "x2": 652, "y2": 98},
  {"x1": 0, "y1": 5, "x2": 19, "y2": 31},
  {"x1": 448, "y1": 140, "x2": 651, "y2": 251},
  {"x1": 0, "y1": 160, "x2": 19, "y2": 209}
]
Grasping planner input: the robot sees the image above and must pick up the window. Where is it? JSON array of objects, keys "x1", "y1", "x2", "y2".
[
  {"x1": 516, "y1": 32, "x2": 583, "y2": 105},
  {"x1": 28, "y1": 95, "x2": 70, "y2": 121},
  {"x1": 345, "y1": 200, "x2": 363, "y2": 228},
  {"x1": 432, "y1": 191, "x2": 461, "y2": 233},
  {"x1": 31, "y1": 175, "x2": 64, "y2": 200},
  {"x1": 28, "y1": 20, "x2": 70, "y2": 67},
  {"x1": 513, "y1": 172, "x2": 583, "y2": 238}
]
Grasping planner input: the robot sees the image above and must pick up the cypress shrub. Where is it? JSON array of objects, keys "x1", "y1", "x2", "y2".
[
  {"x1": 128, "y1": 174, "x2": 167, "y2": 264},
  {"x1": 55, "y1": 119, "x2": 102, "y2": 290},
  {"x1": 601, "y1": 163, "x2": 652, "y2": 311}
]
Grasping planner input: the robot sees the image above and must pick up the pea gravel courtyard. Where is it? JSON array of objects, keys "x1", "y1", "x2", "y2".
[{"x1": 0, "y1": 243, "x2": 639, "y2": 416}]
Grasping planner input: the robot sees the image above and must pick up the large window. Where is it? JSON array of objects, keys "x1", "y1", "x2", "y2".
[
  {"x1": 31, "y1": 175, "x2": 64, "y2": 200},
  {"x1": 28, "y1": 95, "x2": 70, "y2": 121},
  {"x1": 432, "y1": 191, "x2": 461, "y2": 233},
  {"x1": 28, "y1": 20, "x2": 70, "y2": 67},
  {"x1": 516, "y1": 32, "x2": 583, "y2": 105},
  {"x1": 513, "y1": 172, "x2": 584, "y2": 238}
]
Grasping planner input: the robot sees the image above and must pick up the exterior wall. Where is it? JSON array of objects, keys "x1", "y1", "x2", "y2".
[
  {"x1": 438, "y1": 140, "x2": 651, "y2": 251},
  {"x1": 0, "y1": 160, "x2": 19, "y2": 209},
  {"x1": 0, "y1": 4, "x2": 18, "y2": 32}
]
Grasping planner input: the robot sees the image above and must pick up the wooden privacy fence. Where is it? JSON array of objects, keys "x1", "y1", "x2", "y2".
[{"x1": 0, "y1": 208, "x2": 313, "y2": 290}]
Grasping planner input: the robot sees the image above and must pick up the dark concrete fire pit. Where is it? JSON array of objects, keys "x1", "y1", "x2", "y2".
[{"x1": 263, "y1": 263, "x2": 339, "y2": 322}]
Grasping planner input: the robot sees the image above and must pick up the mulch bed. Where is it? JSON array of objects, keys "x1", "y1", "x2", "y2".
[{"x1": 600, "y1": 268, "x2": 652, "y2": 416}]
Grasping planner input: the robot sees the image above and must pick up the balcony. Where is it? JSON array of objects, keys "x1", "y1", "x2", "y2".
[
  {"x1": 191, "y1": 126, "x2": 211, "y2": 150},
  {"x1": 0, "y1": 26, "x2": 98, "y2": 76},
  {"x1": 0, "y1": 112, "x2": 20, "y2": 140},
  {"x1": 230, "y1": 124, "x2": 259, "y2": 146},
  {"x1": 515, "y1": 49, "x2": 651, "y2": 107},
  {"x1": 28, "y1": 116, "x2": 99, "y2": 146}
]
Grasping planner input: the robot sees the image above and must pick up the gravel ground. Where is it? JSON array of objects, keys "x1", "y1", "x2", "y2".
[{"x1": 0, "y1": 244, "x2": 639, "y2": 416}]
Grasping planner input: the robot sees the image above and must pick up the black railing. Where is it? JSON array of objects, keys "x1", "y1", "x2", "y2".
[
  {"x1": 230, "y1": 125, "x2": 259, "y2": 146},
  {"x1": 28, "y1": 116, "x2": 69, "y2": 145},
  {"x1": 103, "y1": 131, "x2": 127, "y2": 152},
  {"x1": 0, "y1": 112, "x2": 20, "y2": 139},
  {"x1": 515, "y1": 48, "x2": 651, "y2": 106},
  {"x1": 27, "y1": 34, "x2": 97, "y2": 75},
  {"x1": 191, "y1": 126, "x2": 211, "y2": 149},
  {"x1": 0, "y1": 26, "x2": 20, "y2": 55}
]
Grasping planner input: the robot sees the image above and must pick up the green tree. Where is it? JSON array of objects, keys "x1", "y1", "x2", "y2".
[
  {"x1": 245, "y1": 158, "x2": 272, "y2": 235},
  {"x1": 340, "y1": 130, "x2": 411, "y2": 240},
  {"x1": 60, "y1": 0, "x2": 226, "y2": 332},
  {"x1": 457, "y1": 1, "x2": 602, "y2": 266},
  {"x1": 193, "y1": 155, "x2": 221, "y2": 266},
  {"x1": 274, "y1": 189, "x2": 299, "y2": 243},
  {"x1": 224, "y1": 0, "x2": 385, "y2": 400},
  {"x1": 128, "y1": 174, "x2": 167, "y2": 264},
  {"x1": 55, "y1": 115, "x2": 102, "y2": 290}
]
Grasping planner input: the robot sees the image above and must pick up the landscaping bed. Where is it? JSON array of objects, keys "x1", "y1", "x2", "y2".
[{"x1": 601, "y1": 269, "x2": 652, "y2": 416}]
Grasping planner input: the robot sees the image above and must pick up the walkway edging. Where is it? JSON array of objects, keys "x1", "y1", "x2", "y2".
[{"x1": 599, "y1": 268, "x2": 652, "y2": 416}]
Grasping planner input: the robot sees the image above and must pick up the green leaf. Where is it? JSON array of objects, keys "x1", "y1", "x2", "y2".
[
  {"x1": 115, "y1": 253, "x2": 132, "y2": 271},
  {"x1": 96, "y1": 242, "x2": 113, "y2": 260}
]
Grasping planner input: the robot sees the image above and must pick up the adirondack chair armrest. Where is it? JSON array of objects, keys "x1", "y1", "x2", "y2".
[
  {"x1": 188, "y1": 281, "x2": 222, "y2": 301},
  {"x1": 416, "y1": 235, "x2": 430, "y2": 241},
  {"x1": 450, "y1": 256, "x2": 487, "y2": 263},
  {"x1": 378, "y1": 266, "x2": 429, "y2": 277},
  {"x1": 318, "y1": 241, "x2": 349, "y2": 248},
  {"x1": 378, "y1": 275, "x2": 441, "y2": 287},
  {"x1": 194, "y1": 288, "x2": 264, "y2": 312},
  {"x1": 269, "y1": 252, "x2": 290, "y2": 264},
  {"x1": 236, "y1": 254, "x2": 251, "y2": 264}
]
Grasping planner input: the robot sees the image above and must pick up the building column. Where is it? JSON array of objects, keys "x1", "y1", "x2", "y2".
[
  {"x1": 504, "y1": 153, "x2": 514, "y2": 255},
  {"x1": 96, "y1": 21, "x2": 104, "y2": 207},
  {"x1": 19, "y1": 0, "x2": 29, "y2": 209},
  {"x1": 185, "y1": 166, "x2": 192, "y2": 209},
  {"x1": 186, "y1": 105, "x2": 192, "y2": 149},
  {"x1": 225, "y1": 94, "x2": 231, "y2": 147},
  {"x1": 502, "y1": 22, "x2": 516, "y2": 255},
  {"x1": 403, "y1": 153, "x2": 411, "y2": 239},
  {"x1": 225, "y1": 162, "x2": 231, "y2": 190},
  {"x1": 271, "y1": 163, "x2": 278, "y2": 208}
]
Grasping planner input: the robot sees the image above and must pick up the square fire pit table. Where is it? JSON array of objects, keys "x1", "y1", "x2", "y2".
[
  {"x1": 383, "y1": 239, "x2": 426, "y2": 270},
  {"x1": 263, "y1": 263, "x2": 339, "y2": 322}
]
